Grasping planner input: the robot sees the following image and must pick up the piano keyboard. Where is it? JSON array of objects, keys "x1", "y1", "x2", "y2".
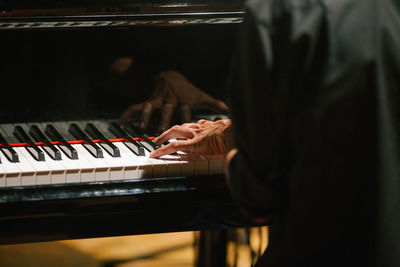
[{"x1": 0, "y1": 120, "x2": 224, "y2": 187}]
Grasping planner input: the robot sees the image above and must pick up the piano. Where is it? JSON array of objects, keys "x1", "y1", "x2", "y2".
[{"x1": 0, "y1": 1, "x2": 266, "y2": 263}]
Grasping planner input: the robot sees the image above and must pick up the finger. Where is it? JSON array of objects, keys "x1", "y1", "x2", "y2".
[
  {"x1": 197, "y1": 119, "x2": 208, "y2": 124},
  {"x1": 153, "y1": 125, "x2": 195, "y2": 145},
  {"x1": 150, "y1": 140, "x2": 193, "y2": 158},
  {"x1": 153, "y1": 74, "x2": 167, "y2": 95},
  {"x1": 180, "y1": 104, "x2": 191, "y2": 123},
  {"x1": 200, "y1": 94, "x2": 229, "y2": 114},
  {"x1": 139, "y1": 102, "x2": 153, "y2": 130},
  {"x1": 159, "y1": 103, "x2": 176, "y2": 132},
  {"x1": 118, "y1": 103, "x2": 144, "y2": 125},
  {"x1": 181, "y1": 123, "x2": 200, "y2": 129}
]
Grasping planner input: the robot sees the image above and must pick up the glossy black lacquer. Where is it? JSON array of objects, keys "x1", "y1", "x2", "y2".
[
  {"x1": 0, "y1": 0, "x2": 244, "y2": 29},
  {"x1": 0, "y1": 174, "x2": 266, "y2": 245}
]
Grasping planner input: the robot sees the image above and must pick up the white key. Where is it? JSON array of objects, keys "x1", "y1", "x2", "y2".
[
  {"x1": 160, "y1": 154, "x2": 182, "y2": 176},
  {"x1": 73, "y1": 144, "x2": 110, "y2": 182},
  {"x1": 38, "y1": 122, "x2": 78, "y2": 161},
  {"x1": 194, "y1": 156, "x2": 209, "y2": 175},
  {"x1": 56, "y1": 151, "x2": 81, "y2": 184},
  {"x1": 20, "y1": 129, "x2": 66, "y2": 184},
  {"x1": 43, "y1": 150, "x2": 67, "y2": 184},
  {"x1": 141, "y1": 139, "x2": 181, "y2": 176},
  {"x1": 101, "y1": 145, "x2": 124, "y2": 181},
  {"x1": 142, "y1": 149, "x2": 167, "y2": 178},
  {"x1": 17, "y1": 147, "x2": 51, "y2": 185},
  {"x1": 180, "y1": 158, "x2": 195, "y2": 176},
  {"x1": 136, "y1": 140, "x2": 167, "y2": 177},
  {"x1": 71, "y1": 144, "x2": 96, "y2": 182},
  {"x1": 204, "y1": 155, "x2": 224, "y2": 174},
  {"x1": 113, "y1": 142, "x2": 145, "y2": 179},
  {"x1": 40, "y1": 121, "x2": 80, "y2": 183},
  {"x1": 113, "y1": 142, "x2": 150, "y2": 179},
  {"x1": 13, "y1": 147, "x2": 36, "y2": 186},
  {"x1": 1, "y1": 150, "x2": 22, "y2": 187},
  {"x1": 175, "y1": 152, "x2": 208, "y2": 175},
  {"x1": 166, "y1": 139, "x2": 195, "y2": 176}
]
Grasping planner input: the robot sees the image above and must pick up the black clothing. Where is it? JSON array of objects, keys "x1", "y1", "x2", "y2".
[{"x1": 227, "y1": 0, "x2": 400, "y2": 266}]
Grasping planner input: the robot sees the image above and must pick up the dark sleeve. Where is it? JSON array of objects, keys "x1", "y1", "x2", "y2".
[
  {"x1": 226, "y1": 0, "x2": 288, "y2": 218},
  {"x1": 226, "y1": 0, "x2": 326, "y2": 218}
]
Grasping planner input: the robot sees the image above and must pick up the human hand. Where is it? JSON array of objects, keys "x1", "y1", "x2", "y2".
[
  {"x1": 118, "y1": 70, "x2": 228, "y2": 132},
  {"x1": 149, "y1": 119, "x2": 232, "y2": 158}
]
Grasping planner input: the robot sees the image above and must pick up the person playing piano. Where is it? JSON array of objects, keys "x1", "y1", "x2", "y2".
[{"x1": 149, "y1": 0, "x2": 400, "y2": 266}]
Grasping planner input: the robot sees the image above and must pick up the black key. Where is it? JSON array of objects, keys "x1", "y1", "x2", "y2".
[
  {"x1": 0, "y1": 132, "x2": 19, "y2": 162},
  {"x1": 13, "y1": 125, "x2": 45, "y2": 161},
  {"x1": 124, "y1": 124, "x2": 159, "y2": 152},
  {"x1": 92, "y1": 121, "x2": 115, "y2": 139},
  {"x1": 0, "y1": 124, "x2": 19, "y2": 143},
  {"x1": 68, "y1": 123, "x2": 103, "y2": 158},
  {"x1": 108, "y1": 122, "x2": 145, "y2": 156},
  {"x1": 29, "y1": 125, "x2": 62, "y2": 160},
  {"x1": 85, "y1": 123, "x2": 120, "y2": 157},
  {"x1": 45, "y1": 124, "x2": 78, "y2": 159}
]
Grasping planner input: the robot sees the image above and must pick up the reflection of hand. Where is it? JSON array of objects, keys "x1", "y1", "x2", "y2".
[
  {"x1": 149, "y1": 119, "x2": 232, "y2": 158},
  {"x1": 118, "y1": 70, "x2": 228, "y2": 132}
]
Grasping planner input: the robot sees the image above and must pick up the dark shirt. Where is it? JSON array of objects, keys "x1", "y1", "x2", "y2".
[{"x1": 227, "y1": 0, "x2": 400, "y2": 266}]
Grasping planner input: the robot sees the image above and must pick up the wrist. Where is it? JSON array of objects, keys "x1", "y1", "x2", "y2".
[
  {"x1": 224, "y1": 148, "x2": 238, "y2": 178},
  {"x1": 221, "y1": 119, "x2": 235, "y2": 153}
]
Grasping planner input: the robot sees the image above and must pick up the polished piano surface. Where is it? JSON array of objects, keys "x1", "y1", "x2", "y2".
[{"x1": 0, "y1": 0, "x2": 265, "y2": 246}]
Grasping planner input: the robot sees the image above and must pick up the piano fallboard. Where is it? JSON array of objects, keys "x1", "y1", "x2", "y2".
[
  {"x1": 0, "y1": 174, "x2": 263, "y2": 245},
  {"x1": 0, "y1": 0, "x2": 244, "y2": 29}
]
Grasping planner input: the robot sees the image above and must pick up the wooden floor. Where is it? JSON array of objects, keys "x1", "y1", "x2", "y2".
[{"x1": 0, "y1": 228, "x2": 268, "y2": 267}]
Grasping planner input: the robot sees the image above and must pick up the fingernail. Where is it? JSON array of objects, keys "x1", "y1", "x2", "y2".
[{"x1": 149, "y1": 151, "x2": 157, "y2": 158}]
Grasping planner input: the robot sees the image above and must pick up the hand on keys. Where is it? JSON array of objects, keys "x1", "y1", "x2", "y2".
[{"x1": 149, "y1": 119, "x2": 232, "y2": 158}]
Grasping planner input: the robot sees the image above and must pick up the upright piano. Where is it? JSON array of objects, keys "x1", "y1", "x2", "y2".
[{"x1": 0, "y1": 0, "x2": 263, "y2": 256}]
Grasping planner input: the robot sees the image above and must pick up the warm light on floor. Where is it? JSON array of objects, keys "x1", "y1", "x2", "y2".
[{"x1": 0, "y1": 227, "x2": 268, "y2": 267}]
